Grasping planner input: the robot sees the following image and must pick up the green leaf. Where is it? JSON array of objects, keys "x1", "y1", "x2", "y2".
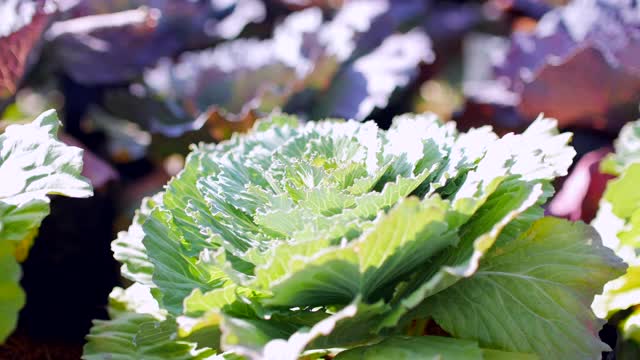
[
  {"x1": 481, "y1": 349, "x2": 539, "y2": 360},
  {"x1": 225, "y1": 303, "x2": 358, "y2": 359},
  {"x1": 623, "y1": 309, "x2": 640, "y2": 343},
  {"x1": 262, "y1": 196, "x2": 457, "y2": 307},
  {"x1": 112, "y1": 193, "x2": 162, "y2": 285},
  {"x1": 0, "y1": 240, "x2": 24, "y2": 344},
  {"x1": 0, "y1": 109, "x2": 92, "y2": 343},
  {"x1": 358, "y1": 196, "x2": 456, "y2": 300},
  {"x1": 84, "y1": 313, "x2": 213, "y2": 360},
  {"x1": 0, "y1": 109, "x2": 92, "y2": 243},
  {"x1": 381, "y1": 178, "x2": 549, "y2": 330},
  {"x1": 601, "y1": 120, "x2": 640, "y2": 175},
  {"x1": 603, "y1": 163, "x2": 640, "y2": 219},
  {"x1": 83, "y1": 284, "x2": 215, "y2": 360},
  {"x1": 142, "y1": 208, "x2": 228, "y2": 314},
  {"x1": 593, "y1": 266, "x2": 640, "y2": 319},
  {"x1": 107, "y1": 283, "x2": 166, "y2": 320},
  {"x1": 222, "y1": 300, "x2": 389, "y2": 360},
  {"x1": 334, "y1": 336, "x2": 539, "y2": 360},
  {"x1": 614, "y1": 336, "x2": 640, "y2": 360},
  {"x1": 423, "y1": 218, "x2": 626, "y2": 360},
  {"x1": 176, "y1": 285, "x2": 250, "y2": 341},
  {"x1": 84, "y1": 313, "x2": 188, "y2": 360},
  {"x1": 591, "y1": 119, "x2": 640, "y2": 349}
]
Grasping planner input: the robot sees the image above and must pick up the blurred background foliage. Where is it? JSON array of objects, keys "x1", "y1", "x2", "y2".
[{"x1": 1, "y1": 0, "x2": 640, "y2": 358}]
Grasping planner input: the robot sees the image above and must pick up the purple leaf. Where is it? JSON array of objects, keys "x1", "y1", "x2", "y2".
[
  {"x1": 60, "y1": 133, "x2": 119, "y2": 191},
  {"x1": 103, "y1": 8, "x2": 326, "y2": 136},
  {"x1": 548, "y1": 147, "x2": 613, "y2": 222},
  {"x1": 461, "y1": 0, "x2": 640, "y2": 133},
  {"x1": 0, "y1": 0, "x2": 56, "y2": 111},
  {"x1": 311, "y1": 29, "x2": 433, "y2": 120},
  {"x1": 270, "y1": 0, "x2": 343, "y2": 11},
  {"x1": 104, "y1": 0, "x2": 433, "y2": 137},
  {"x1": 45, "y1": 0, "x2": 265, "y2": 84}
]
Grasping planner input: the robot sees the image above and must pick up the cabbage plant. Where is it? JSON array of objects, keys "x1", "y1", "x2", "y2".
[
  {"x1": 592, "y1": 120, "x2": 640, "y2": 354},
  {"x1": 85, "y1": 113, "x2": 625, "y2": 360},
  {"x1": 0, "y1": 110, "x2": 93, "y2": 342}
]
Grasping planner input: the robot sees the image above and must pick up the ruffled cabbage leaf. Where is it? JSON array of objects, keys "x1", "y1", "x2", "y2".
[
  {"x1": 460, "y1": 0, "x2": 640, "y2": 135},
  {"x1": 592, "y1": 120, "x2": 640, "y2": 354},
  {"x1": 46, "y1": 0, "x2": 265, "y2": 85},
  {"x1": 85, "y1": 112, "x2": 624, "y2": 360},
  {"x1": 0, "y1": 109, "x2": 93, "y2": 343},
  {"x1": 102, "y1": 0, "x2": 432, "y2": 137}
]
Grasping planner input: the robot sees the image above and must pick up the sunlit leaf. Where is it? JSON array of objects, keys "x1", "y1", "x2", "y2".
[
  {"x1": 46, "y1": 0, "x2": 265, "y2": 84},
  {"x1": 86, "y1": 112, "x2": 623, "y2": 359},
  {"x1": 461, "y1": 0, "x2": 640, "y2": 133},
  {"x1": 0, "y1": 109, "x2": 92, "y2": 343}
]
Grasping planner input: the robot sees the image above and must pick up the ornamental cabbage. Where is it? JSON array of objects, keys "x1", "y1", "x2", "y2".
[
  {"x1": 85, "y1": 112, "x2": 624, "y2": 360},
  {"x1": 592, "y1": 120, "x2": 640, "y2": 352},
  {"x1": 0, "y1": 110, "x2": 93, "y2": 342}
]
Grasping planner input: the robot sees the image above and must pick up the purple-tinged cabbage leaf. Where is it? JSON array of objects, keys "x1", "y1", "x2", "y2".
[
  {"x1": 271, "y1": 0, "x2": 342, "y2": 11},
  {"x1": 0, "y1": 0, "x2": 56, "y2": 112},
  {"x1": 460, "y1": 0, "x2": 640, "y2": 134},
  {"x1": 45, "y1": 0, "x2": 265, "y2": 85},
  {"x1": 102, "y1": 0, "x2": 432, "y2": 137},
  {"x1": 547, "y1": 147, "x2": 612, "y2": 222}
]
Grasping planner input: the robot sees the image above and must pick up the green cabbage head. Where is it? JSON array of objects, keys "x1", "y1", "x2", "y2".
[{"x1": 85, "y1": 113, "x2": 625, "y2": 360}]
